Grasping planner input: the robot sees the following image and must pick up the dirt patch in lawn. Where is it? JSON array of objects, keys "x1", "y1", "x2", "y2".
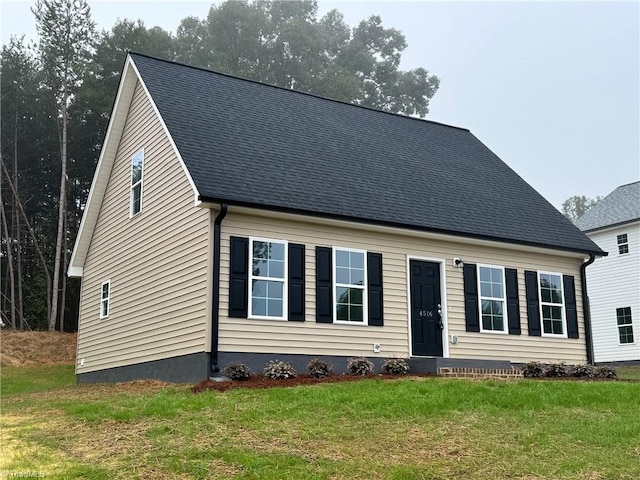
[{"x1": 0, "y1": 330, "x2": 77, "y2": 366}]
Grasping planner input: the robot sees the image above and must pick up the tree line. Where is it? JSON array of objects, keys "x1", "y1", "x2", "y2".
[{"x1": 1, "y1": 0, "x2": 440, "y2": 331}]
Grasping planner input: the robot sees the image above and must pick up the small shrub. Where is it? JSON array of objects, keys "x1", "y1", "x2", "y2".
[
  {"x1": 573, "y1": 364, "x2": 596, "y2": 378},
  {"x1": 521, "y1": 362, "x2": 546, "y2": 378},
  {"x1": 381, "y1": 358, "x2": 410, "y2": 375},
  {"x1": 263, "y1": 360, "x2": 297, "y2": 380},
  {"x1": 346, "y1": 357, "x2": 374, "y2": 376},
  {"x1": 222, "y1": 362, "x2": 252, "y2": 380},
  {"x1": 595, "y1": 365, "x2": 618, "y2": 379},
  {"x1": 545, "y1": 362, "x2": 573, "y2": 377},
  {"x1": 307, "y1": 358, "x2": 333, "y2": 378}
]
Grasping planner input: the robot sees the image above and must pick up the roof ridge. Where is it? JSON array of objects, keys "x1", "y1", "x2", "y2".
[{"x1": 127, "y1": 50, "x2": 470, "y2": 133}]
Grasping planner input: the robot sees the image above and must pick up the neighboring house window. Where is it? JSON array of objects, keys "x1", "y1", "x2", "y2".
[
  {"x1": 333, "y1": 247, "x2": 367, "y2": 323},
  {"x1": 617, "y1": 234, "x2": 629, "y2": 254},
  {"x1": 249, "y1": 238, "x2": 287, "y2": 320},
  {"x1": 477, "y1": 265, "x2": 507, "y2": 333},
  {"x1": 130, "y1": 149, "x2": 144, "y2": 216},
  {"x1": 538, "y1": 272, "x2": 565, "y2": 336},
  {"x1": 100, "y1": 281, "x2": 110, "y2": 319},
  {"x1": 617, "y1": 307, "x2": 634, "y2": 344}
]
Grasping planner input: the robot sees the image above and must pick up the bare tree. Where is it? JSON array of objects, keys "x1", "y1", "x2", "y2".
[
  {"x1": 1, "y1": 157, "x2": 52, "y2": 325},
  {"x1": 33, "y1": 0, "x2": 94, "y2": 330},
  {"x1": 0, "y1": 165, "x2": 16, "y2": 328}
]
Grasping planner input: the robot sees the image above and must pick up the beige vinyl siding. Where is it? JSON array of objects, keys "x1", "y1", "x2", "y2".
[
  {"x1": 76, "y1": 81, "x2": 211, "y2": 374},
  {"x1": 219, "y1": 212, "x2": 587, "y2": 364}
]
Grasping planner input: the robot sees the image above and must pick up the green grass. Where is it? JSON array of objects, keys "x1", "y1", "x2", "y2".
[
  {"x1": 2, "y1": 368, "x2": 640, "y2": 479},
  {"x1": 0, "y1": 364, "x2": 75, "y2": 395},
  {"x1": 617, "y1": 365, "x2": 640, "y2": 381}
]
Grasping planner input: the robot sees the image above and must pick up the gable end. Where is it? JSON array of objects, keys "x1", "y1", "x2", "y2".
[{"x1": 68, "y1": 55, "x2": 200, "y2": 277}]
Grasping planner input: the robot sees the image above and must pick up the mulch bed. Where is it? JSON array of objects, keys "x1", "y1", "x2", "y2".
[
  {"x1": 191, "y1": 374, "x2": 433, "y2": 393},
  {"x1": 191, "y1": 372, "x2": 630, "y2": 393}
]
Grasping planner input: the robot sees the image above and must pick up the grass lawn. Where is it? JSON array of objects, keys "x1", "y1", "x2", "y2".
[
  {"x1": 1, "y1": 364, "x2": 76, "y2": 396},
  {"x1": 617, "y1": 365, "x2": 640, "y2": 381},
  {"x1": 2, "y1": 366, "x2": 640, "y2": 480}
]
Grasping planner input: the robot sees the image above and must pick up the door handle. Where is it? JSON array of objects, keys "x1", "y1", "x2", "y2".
[{"x1": 437, "y1": 303, "x2": 442, "y2": 316}]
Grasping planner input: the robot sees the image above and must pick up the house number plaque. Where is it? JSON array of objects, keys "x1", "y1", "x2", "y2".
[{"x1": 418, "y1": 310, "x2": 434, "y2": 317}]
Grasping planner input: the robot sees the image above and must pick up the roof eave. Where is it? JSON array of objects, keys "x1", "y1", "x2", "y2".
[
  {"x1": 581, "y1": 217, "x2": 640, "y2": 234},
  {"x1": 198, "y1": 195, "x2": 607, "y2": 258}
]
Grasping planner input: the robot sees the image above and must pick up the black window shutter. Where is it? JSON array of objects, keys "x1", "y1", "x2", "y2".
[
  {"x1": 563, "y1": 275, "x2": 579, "y2": 339},
  {"x1": 367, "y1": 252, "x2": 384, "y2": 326},
  {"x1": 288, "y1": 243, "x2": 305, "y2": 322},
  {"x1": 316, "y1": 247, "x2": 333, "y2": 323},
  {"x1": 524, "y1": 270, "x2": 541, "y2": 336},
  {"x1": 463, "y1": 264, "x2": 480, "y2": 332},
  {"x1": 505, "y1": 268, "x2": 521, "y2": 335},
  {"x1": 229, "y1": 236, "x2": 248, "y2": 318}
]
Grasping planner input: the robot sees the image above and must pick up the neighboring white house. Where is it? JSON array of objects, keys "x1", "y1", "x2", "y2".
[{"x1": 577, "y1": 181, "x2": 640, "y2": 363}]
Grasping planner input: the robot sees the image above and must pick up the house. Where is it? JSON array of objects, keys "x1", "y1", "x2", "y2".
[
  {"x1": 576, "y1": 181, "x2": 640, "y2": 364},
  {"x1": 68, "y1": 53, "x2": 605, "y2": 383}
]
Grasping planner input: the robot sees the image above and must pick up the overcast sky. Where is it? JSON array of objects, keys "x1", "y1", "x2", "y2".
[{"x1": 2, "y1": 0, "x2": 639, "y2": 210}]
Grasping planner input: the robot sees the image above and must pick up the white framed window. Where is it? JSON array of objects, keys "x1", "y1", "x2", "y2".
[
  {"x1": 249, "y1": 238, "x2": 287, "y2": 320},
  {"x1": 333, "y1": 247, "x2": 367, "y2": 324},
  {"x1": 100, "y1": 281, "x2": 110, "y2": 319},
  {"x1": 538, "y1": 271, "x2": 566, "y2": 336},
  {"x1": 130, "y1": 149, "x2": 144, "y2": 217},
  {"x1": 477, "y1": 265, "x2": 507, "y2": 333},
  {"x1": 617, "y1": 234, "x2": 629, "y2": 255},
  {"x1": 617, "y1": 307, "x2": 634, "y2": 344}
]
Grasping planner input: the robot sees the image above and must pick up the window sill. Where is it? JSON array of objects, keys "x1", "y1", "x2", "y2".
[
  {"x1": 333, "y1": 320, "x2": 368, "y2": 326},
  {"x1": 541, "y1": 333, "x2": 569, "y2": 339},
  {"x1": 479, "y1": 329, "x2": 509, "y2": 335},
  {"x1": 247, "y1": 316, "x2": 287, "y2": 322}
]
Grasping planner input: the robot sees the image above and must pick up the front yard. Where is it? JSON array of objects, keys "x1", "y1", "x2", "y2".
[{"x1": 2, "y1": 364, "x2": 639, "y2": 479}]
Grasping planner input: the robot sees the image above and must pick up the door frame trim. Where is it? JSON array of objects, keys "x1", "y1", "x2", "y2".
[{"x1": 406, "y1": 255, "x2": 449, "y2": 358}]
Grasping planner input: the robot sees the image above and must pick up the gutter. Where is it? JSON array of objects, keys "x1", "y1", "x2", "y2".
[
  {"x1": 209, "y1": 203, "x2": 228, "y2": 376},
  {"x1": 580, "y1": 254, "x2": 597, "y2": 365}
]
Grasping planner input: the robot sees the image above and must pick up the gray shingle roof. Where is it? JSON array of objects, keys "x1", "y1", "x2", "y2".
[
  {"x1": 576, "y1": 181, "x2": 640, "y2": 232},
  {"x1": 130, "y1": 53, "x2": 603, "y2": 256}
]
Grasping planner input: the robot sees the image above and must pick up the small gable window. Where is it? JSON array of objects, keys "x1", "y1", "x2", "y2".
[
  {"x1": 538, "y1": 272, "x2": 566, "y2": 336},
  {"x1": 100, "y1": 281, "x2": 110, "y2": 319},
  {"x1": 617, "y1": 234, "x2": 629, "y2": 255},
  {"x1": 477, "y1": 265, "x2": 507, "y2": 333},
  {"x1": 334, "y1": 248, "x2": 367, "y2": 323},
  {"x1": 130, "y1": 150, "x2": 144, "y2": 217},
  {"x1": 249, "y1": 238, "x2": 287, "y2": 320},
  {"x1": 617, "y1": 307, "x2": 634, "y2": 344}
]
